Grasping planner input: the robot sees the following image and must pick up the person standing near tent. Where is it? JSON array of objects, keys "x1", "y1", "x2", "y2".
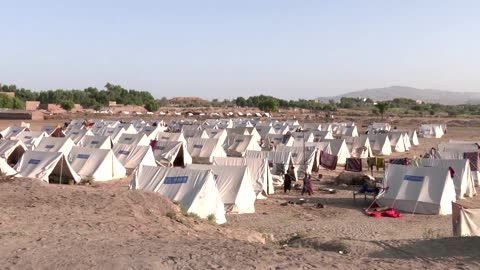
[
  {"x1": 302, "y1": 174, "x2": 312, "y2": 196},
  {"x1": 284, "y1": 171, "x2": 293, "y2": 193}
]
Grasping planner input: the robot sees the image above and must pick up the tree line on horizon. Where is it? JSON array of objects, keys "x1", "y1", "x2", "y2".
[{"x1": 0, "y1": 83, "x2": 479, "y2": 116}]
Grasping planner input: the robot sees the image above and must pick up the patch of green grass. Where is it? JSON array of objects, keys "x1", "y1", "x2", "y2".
[
  {"x1": 207, "y1": 214, "x2": 216, "y2": 224},
  {"x1": 166, "y1": 211, "x2": 191, "y2": 227}
]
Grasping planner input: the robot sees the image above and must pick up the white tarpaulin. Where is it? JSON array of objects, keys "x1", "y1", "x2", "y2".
[{"x1": 130, "y1": 165, "x2": 226, "y2": 223}]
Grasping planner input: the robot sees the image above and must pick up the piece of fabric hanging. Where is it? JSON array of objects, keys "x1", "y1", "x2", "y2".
[
  {"x1": 320, "y1": 150, "x2": 338, "y2": 170},
  {"x1": 345, "y1": 158, "x2": 362, "y2": 172},
  {"x1": 464, "y1": 152, "x2": 479, "y2": 171},
  {"x1": 375, "y1": 157, "x2": 385, "y2": 171}
]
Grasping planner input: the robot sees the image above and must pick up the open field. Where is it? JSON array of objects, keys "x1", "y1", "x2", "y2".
[{"x1": 1, "y1": 116, "x2": 480, "y2": 269}]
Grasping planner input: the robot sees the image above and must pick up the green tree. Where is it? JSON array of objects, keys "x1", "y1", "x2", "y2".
[
  {"x1": 375, "y1": 102, "x2": 390, "y2": 119},
  {"x1": 61, "y1": 100, "x2": 75, "y2": 111},
  {"x1": 144, "y1": 100, "x2": 159, "y2": 112},
  {"x1": 258, "y1": 98, "x2": 279, "y2": 112},
  {"x1": 235, "y1": 97, "x2": 247, "y2": 107}
]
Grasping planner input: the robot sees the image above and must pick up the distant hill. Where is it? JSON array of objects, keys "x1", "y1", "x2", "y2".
[{"x1": 317, "y1": 86, "x2": 480, "y2": 105}]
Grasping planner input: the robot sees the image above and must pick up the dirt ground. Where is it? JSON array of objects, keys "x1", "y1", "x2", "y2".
[{"x1": 1, "y1": 117, "x2": 480, "y2": 269}]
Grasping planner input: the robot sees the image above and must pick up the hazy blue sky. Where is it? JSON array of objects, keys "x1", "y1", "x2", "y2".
[{"x1": 1, "y1": 1, "x2": 479, "y2": 99}]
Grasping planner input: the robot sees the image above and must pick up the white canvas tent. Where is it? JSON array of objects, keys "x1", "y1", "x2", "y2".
[
  {"x1": 187, "y1": 138, "x2": 227, "y2": 164},
  {"x1": 129, "y1": 165, "x2": 226, "y2": 223},
  {"x1": 342, "y1": 135, "x2": 373, "y2": 158},
  {"x1": 275, "y1": 145, "x2": 317, "y2": 179},
  {"x1": 0, "y1": 140, "x2": 26, "y2": 175},
  {"x1": 308, "y1": 130, "x2": 334, "y2": 142},
  {"x1": 12, "y1": 131, "x2": 47, "y2": 150},
  {"x1": 377, "y1": 164, "x2": 456, "y2": 215},
  {"x1": 80, "y1": 135, "x2": 113, "y2": 149},
  {"x1": 15, "y1": 150, "x2": 81, "y2": 183},
  {"x1": 419, "y1": 124, "x2": 444, "y2": 138},
  {"x1": 188, "y1": 164, "x2": 256, "y2": 214},
  {"x1": 368, "y1": 134, "x2": 392, "y2": 156},
  {"x1": 435, "y1": 151, "x2": 480, "y2": 186},
  {"x1": 214, "y1": 156, "x2": 274, "y2": 196},
  {"x1": 265, "y1": 134, "x2": 294, "y2": 147},
  {"x1": 35, "y1": 137, "x2": 75, "y2": 155},
  {"x1": 245, "y1": 150, "x2": 294, "y2": 185},
  {"x1": 418, "y1": 158, "x2": 476, "y2": 199},
  {"x1": 116, "y1": 133, "x2": 150, "y2": 146},
  {"x1": 409, "y1": 130, "x2": 419, "y2": 146},
  {"x1": 452, "y1": 202, "x2": 480, "y2": 237},
  {"x1": 156, "y1": 132, "x2": 187, "y2": 145},
  {"x1": 322, "y1": 139, "x2": 351, "y2": 165},
  {"x1": 182, "y1": 128, "x2": 209, "y2": 139},
  {"x1": 67, "y1": 147, "x2": 126, "y2": 182},
  {"x1": 296, "y1": 142, "x2": 332, "y2": 172},
  {"x1": 92, "y1": 126, "x2": 127, "y2": 144},
  {"x1": 291, "y1": 132, "x2": 315, "y2": 143},
  {"x1": 65, "y1": 128, "x2": 94, "y2": 145},
  {"x1": 388, "y1": 132, "x2": 407, "y2": 153},
  {"x1": 204, "y1": 128, "x2": 228, "y2": 144},
  {"x1": 139, "y1": 125, "x2": 165, "y2": 141},
  {"x1": 222, "y1": 135, "x2": 262, "y2": 157},
  {"x1": 1, "y1": 126, "x2": 28, "y2": 139},
  {"x1": 113, "y1": 144, "x2": 157, "y2": 173},
  {"x1": 438, "y1": 142, "x2": 479, "y2": 153},
  {"x1": 153, "y1": 141, "x2": 192, "y2": 167}
]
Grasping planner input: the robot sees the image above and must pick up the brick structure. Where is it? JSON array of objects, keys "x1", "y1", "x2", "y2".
[{"x1": 26, "y1": 101, "x2": 41, "y2": 111}]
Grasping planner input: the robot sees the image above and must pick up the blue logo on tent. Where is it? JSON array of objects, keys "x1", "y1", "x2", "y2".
[
  {"x1": 164, "y1": 176, "x2": 188, "y2": 184},
  {"x1": 193, "y1": 144, "x2": 203, "y2": 149},
  {"x1": 118, "y1": 150, "x2": 130, "y2": 155},
  {"x1": 72, "y1": 132, "x2": 79, "y2": 135},
  {"x1": 161, "y1": 136, "x2": 170, "y2": 140},
  {"x1": 404, "y1": 175, "x2": 424, "y2": 182},
  {"x1": 45, "y1": 145, "x2": 55, "y2": 149},
  {"x1": 24, "y1": 136, "x2": 32, "y2": 139},
  {"x1": 28, "y1": 159, "x2": 41, "y2": 165},
  {"x1": 124, "y1": 137, "x2": 133, "y2": 141},
  {"x1": 91, "y1": 141, "x2": 99, "y2": 145},
  {"x1": 156, "y1": 146, "x2": 166, "y2": 150},
  {"x1": 77, "y1": 154, "x2": 90, "y2": 159}
]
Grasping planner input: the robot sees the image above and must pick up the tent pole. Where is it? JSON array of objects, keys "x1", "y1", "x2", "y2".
[
  {"x1": 302, "y1": 120, "x2": 306, "y2": 179},
  {"x1": 59, "y1": 155, "x2": 63, "y2": 185}
]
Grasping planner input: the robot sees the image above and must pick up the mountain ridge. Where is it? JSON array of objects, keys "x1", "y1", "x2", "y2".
[{"x1": 317, "y1": 86, "x2": 480, "y2": 105}]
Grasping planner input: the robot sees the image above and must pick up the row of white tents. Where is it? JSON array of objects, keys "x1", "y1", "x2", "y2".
[{"x1": 0, "y1": 119, "x2": 447, "y2": 224}]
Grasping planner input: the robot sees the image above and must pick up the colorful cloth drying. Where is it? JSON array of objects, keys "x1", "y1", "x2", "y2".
[
  {"x1": 389, "y1": 158, "x2": 410, "y2": 165},
  {"x1": 367, "y1": 157, "x2": 385, "y2": 171}
]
